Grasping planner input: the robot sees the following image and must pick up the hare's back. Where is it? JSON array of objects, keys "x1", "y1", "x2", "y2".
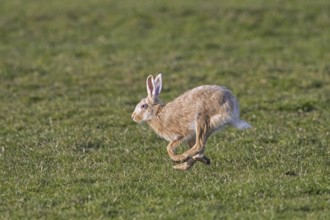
[
  {"x1": 168, "y1": 85, "x2": 236, "y2": 117},
  {"x1": 177, "y1": 85, "x2": 234, "y2": 106}
]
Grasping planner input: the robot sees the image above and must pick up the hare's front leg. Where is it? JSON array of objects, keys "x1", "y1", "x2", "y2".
[
  {"x1": 166, "y1": 139, "x2": 191, "y2": 162},
  {"x1": 166, "y1": 139, "x2": 197, "y2": 170}
]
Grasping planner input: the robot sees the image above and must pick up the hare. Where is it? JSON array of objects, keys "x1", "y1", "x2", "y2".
[{"x1": 131, "y1": 74, "x2": 251, "y2": 170}]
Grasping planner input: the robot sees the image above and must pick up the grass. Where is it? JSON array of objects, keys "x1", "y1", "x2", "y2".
[{"x1": 0, "y1": 0, "x2": 329, "y2": 219}]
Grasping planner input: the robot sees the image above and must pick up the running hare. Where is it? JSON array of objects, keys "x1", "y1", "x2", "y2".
[{"x1": 131, "y1": 74, "x2": 251, "y2": 170}]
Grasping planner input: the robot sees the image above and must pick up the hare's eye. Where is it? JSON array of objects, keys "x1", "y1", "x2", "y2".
[{"x1": 141, "y1": 104, "x2": 148, "y2": 109}]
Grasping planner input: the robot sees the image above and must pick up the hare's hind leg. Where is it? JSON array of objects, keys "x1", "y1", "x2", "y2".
[
  {"x1": 180, "y1": 113, "x2": 211, "y2": 159},
  {"x1": 188, "y1": 138, "x2": 211, "y2": 165},
  {"x1": 192, "y1": 153, "x2": 211, "y2": 165}
]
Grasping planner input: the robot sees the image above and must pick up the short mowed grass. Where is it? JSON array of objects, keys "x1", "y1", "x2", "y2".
[{"x1": 0, "y1": 0, "x2": 329, "y2": 219}]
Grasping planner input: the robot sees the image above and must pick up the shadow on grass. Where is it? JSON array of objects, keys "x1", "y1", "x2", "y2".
[{"x1": 75, "y1": 139, "x2": 103, "y2": 153}]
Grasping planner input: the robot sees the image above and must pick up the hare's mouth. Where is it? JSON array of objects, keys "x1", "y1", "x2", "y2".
[{"x1": 131, "y1": 114, "x2": 142, "y2": 123}]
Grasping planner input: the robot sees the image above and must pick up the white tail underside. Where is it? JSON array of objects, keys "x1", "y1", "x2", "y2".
[{"x1": 232, "y1": 120, "x2": 252, "y2": 130}]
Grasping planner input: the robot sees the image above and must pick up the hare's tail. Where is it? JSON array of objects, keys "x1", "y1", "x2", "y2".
[{"x1": 231, "y1": 119, "x2": 252, "y2": 130}]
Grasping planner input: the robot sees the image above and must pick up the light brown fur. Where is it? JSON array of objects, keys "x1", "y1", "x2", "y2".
[{"x1": 132, "y1": 74, "x2": 251, "y2": 170}]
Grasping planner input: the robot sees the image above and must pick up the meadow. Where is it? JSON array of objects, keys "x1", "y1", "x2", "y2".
[{"x1": 0, "y1": 0, "x2": 329, "y2": 219}]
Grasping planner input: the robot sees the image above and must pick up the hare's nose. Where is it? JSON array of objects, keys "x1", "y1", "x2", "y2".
[{"x1": 131, "y1": 113, "x2": 135, "y2": 120}]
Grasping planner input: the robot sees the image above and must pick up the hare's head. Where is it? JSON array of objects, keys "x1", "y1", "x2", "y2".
[{"x1": 131, "y1": 74, "x2": 162, "y2": 123}]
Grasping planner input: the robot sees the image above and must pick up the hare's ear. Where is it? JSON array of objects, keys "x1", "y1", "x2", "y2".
[
  {"x1": 146, "y1": 75, "x2": 155, "y2": 99},
  {"x1": 154, "y1": 73, "x2": 162, "y2": 98}
]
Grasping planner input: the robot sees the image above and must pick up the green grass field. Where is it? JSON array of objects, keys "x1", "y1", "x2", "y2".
[{"x1": 0, "y1": 0, "x2": 329, "y2": 219}]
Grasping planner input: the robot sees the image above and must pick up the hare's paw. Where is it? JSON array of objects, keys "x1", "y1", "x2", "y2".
[
  {"x1": 192, "y1": 153, "x2": 211, "y2": 165},
  {"x1": 173, "y1": 158, "x2": 196, "y2": 170},
  {"x1": 173, "y1": 163, "x2": 191, "y2": 170},
  {"x1": 170, "y1": 153, "x2": 191, "y2": 163}
]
